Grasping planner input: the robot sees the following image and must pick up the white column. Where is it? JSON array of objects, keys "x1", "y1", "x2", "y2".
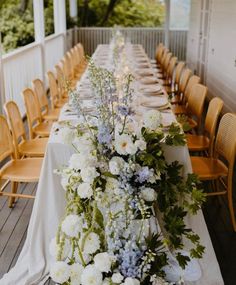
[
  {"x1": 33, "y1": 0, "x2": 45, "y2": 81},
  {"x1": 165, "y1": 0, "x2": 170, "y2": 49},
  {"x1": 0, "y1": 33, "x2": 5, "y2": 113},
  {"x1": 54, "y1": 0, "x2": 67, "y2": 52},
  {"x1": 69, "y1": 0, "x2": 78, "y2": 19}
]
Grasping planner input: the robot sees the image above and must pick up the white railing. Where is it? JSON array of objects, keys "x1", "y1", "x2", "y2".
[{"x1": 75, "y1": 27, "x2": 188, "y2": 60}]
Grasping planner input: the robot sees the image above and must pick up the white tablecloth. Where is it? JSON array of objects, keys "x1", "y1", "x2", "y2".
[{"x1": 0, "y1": 45, "x2": 224, "y2": 285}]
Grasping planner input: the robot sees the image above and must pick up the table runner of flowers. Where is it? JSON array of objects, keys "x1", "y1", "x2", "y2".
[{"x1": 49, "y1": 31, "x2": 205, "y2": 285}]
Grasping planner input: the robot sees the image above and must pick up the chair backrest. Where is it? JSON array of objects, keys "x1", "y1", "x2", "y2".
[
  {"x1": 166, "y1": 56, "x2": 177, "y2": 79},
  {"x1": 55, "y1": 64, "x2": 66, "y2": 98},
  {"x1": 162, "y1": 52, "x2": 172, "y2": 73},
  {"x1": 215, "y1": 113, "x2": 236, "y2": 172},
  {"x1": 47, "y1": 71, "x2": 59, "y2": 109},
  {"x1": 204, "y1": 97, "x2": 223, "y2": 155},
  {"x1": 174, "y1": 61, "x2": 185, "y2": 86},
  {"x1": 0, "y1": 115, "x2": 15, "y2": 162},
  {"x1": 32, "y1": 79, "x2": 49, "y2": 112},
  {"x1": 156, "y1": 43, "x2": 164, "y2": 63},
  {"x1": 77, "y1": 43, "x2": 85, "y2": 59},
  {"x1": 187, "y1": 83, "x2": 207, "y2": 128},
  {"x1": 22, "y1": 88, "x2": 41, "y2": 139},
  {"x1": 184, "y1": 75, "x2": 201, "y2": 104},
  {"x1": 160, "y1": 48, "x2": 169, "y2": 67},
  {"x1": 4, "y1": 101, "x2": 26, "y2": 157},
  {"x1": 178, "y1": 68, "x2": 192, "y2": 94}
]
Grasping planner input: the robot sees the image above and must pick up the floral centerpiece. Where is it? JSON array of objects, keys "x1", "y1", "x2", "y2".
[{"x1": 50, "y1": 37, "x2": 205, "y2": 285}]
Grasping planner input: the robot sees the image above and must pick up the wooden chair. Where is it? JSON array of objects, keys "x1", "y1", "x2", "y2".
[
  {"x1": 165, "y1": 61, "x2": 185, "y2": 98},
  {"x1": 55, "y1": 64, "x2": 68, "y2": 99},
  {"x1": 157, "y1": 52, "x2": 172, "y2": 78},
  {"x1": 4, "y1": 101, "x2": 48, "y2": 158},
  {"x1": 47, "y1": 71, "x2": 68, "y2": 109},
  {"x1": 22, "y1": 88, "x2": 52, "y2": 139},
  {"x1": 77, "y1": 43, "x2": 87, "y2": 69},
  {"x1": 155, "y1": 43, "x2": 165, "y2": 65},
  {"x1": 160, "y1": 56, "x2": 177, "y2": 86},
  {"x1": 187, "y1": 97, "x2": 223, "y2": 155},
  {"x1": 32, "y1": 79, "x2": 60, "y2": 121},
  {"x1": 181, "y1": 83, "x2": 207, "y2": 132},
  {"x1": 191, "y1": 113, "x2": 236, "y2": 231},
  {"x1": 0, "y1": 115, "x2": 42, "y2": 207},
  {"x1": 172, "y1": 75, "x2": 201, "y2": 114}
]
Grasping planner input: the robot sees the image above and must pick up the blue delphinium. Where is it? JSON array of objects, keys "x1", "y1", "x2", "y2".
[
  {"x1": 136, "y1": 166, "x2": 151, "y2": 183},
  {"x1": 97, "y1": 124, "x2": 112, "y2": 145}
]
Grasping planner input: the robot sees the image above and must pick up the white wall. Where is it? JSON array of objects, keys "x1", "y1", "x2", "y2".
[{"x1": 187, "y1": 0, "x2": 236, "y2": 112}]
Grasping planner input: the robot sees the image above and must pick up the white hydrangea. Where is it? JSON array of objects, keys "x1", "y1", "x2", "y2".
[
  {"x1": 114, "y1": 134, "x2": 137, "y2": 155},
  {"x1": 70, "y1": 263, "x2": 84, "y2": 285},
  {"x1": 82, "y1": 232, "x2": 100, "y2": 254},
  {"x1": 140, "y1": 187, "x2": 157, "y2": 202},
  {"x1": 94, "y1": 252, "x2": 113, "y2": 272},
  {"x1": 69, "y1": 152, "x2": 97, "y2": 171},
  {"x1": 81, "y1": 264, "x2": 103, "y2": 285},
  {"x1": 77, "y1": 182, "x2": 93, "y2": 199},
  {"x1": 112, "y1": 272, "x2": 124, "y2": 283},
  {"x1": 81, "y1": 167, "x2": 100, "y2": 183},
  {"x1": 49, "y1": 237, "x2": 70, "y2": 260},
  {"x1": 50, "y1": 261, "x2": 70, "y2": 284},
  {"x1": 61, "y1": 214, "x2": 83, "y2": 237},
  {"x1": 123, "y1": 277, "x2": 140, "y2": 285},
  {"x1": 135, "y1": 139, "x2": 146, "y2": 151},
  {"x1": 109, "y1": 156, "x2": 125, "y2": 175},
  {"x1": 143, "y1": 110, "x2": 162, "y2": 131}
]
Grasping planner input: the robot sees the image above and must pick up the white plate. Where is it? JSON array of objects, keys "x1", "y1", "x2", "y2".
[
  {"x1": 136, "y1": 69, "x2": 154, "y2": 76},
  {"x1": 140, "y1": 85, "x2": 162, "y2": 94},
  {"x1": 140, "y1": 77, "x2": 158, "y2": 85},
  {"x1": 141, "y1": 99, "x2": 169, "y2": 109}
]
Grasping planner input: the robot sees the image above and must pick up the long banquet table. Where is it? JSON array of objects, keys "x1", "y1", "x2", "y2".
[{"x1": 0, "y1": 44, "x2": 224, "y2": 285}]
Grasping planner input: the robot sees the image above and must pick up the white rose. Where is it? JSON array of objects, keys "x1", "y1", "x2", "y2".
[
  {"x1": 94, "y1": 252, "x2": 113, "y2": 272},
  {"x1": 135, "y1": 139, "x2": 146, "y2": 151},
  {"x1": 81, "y1": 264, "x2": 103, "y2": 285},
  {"x1": 81, "y1": 167, "x2": 99, "y2": 183},
  {"x1": 50, "y1": 261, "x2": 70, "y2": 284},
  {"x1": 70, "y1": 263, "x2": 84, "y2": 285},
  {"x1": 49, "y1": 237, "x2": 70, "y2": 260},
  {"x1": 140, "y1": 187, "x2": 157, "y2": 202},
  {"x1": 82, "y1": 232, "x2": 100, "y2": 254},
  {"x1": 114, "y1": 134, "x2": 136, "y2": 155},
  {"x1": 124, "y1": 277, "x2": 140, "y2": 285},
  {"x1": 112, "y1": 272, "x2": 124, "y2": 283},
  {"x1": 77, "y1": 182, "x2": 93, "y2": 199},
  {"x1": 109, "y1": 156, "x2": 125, "y2": 175},
  {"x1": 61, "y1": 215, "x2": 83, "y2": 237},
  {"x1": 143, "y1": 110, "x2": 162, "y2": 131}
]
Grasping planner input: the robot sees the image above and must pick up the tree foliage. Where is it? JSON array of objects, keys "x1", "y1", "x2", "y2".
[{"x1": 0, "y1": 0, "x2": 165, "y2": 53}]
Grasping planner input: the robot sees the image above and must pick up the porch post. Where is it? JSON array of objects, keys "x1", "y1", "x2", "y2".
[
  {"x1": 53, "y1": 0, "x2": 67, "y2": 52},
  {"x1": 165, "y1": 0, "x2": 170, "y2": 49},
  {"x1": 33, "y1": 0, "x2": 45, "y2": 82},
  {"x1": 0, "y1": 33, "x2": 5, "y2": 113},
  {"x1": 69, "y1": 0, "x2": 78, "y2": 18}
]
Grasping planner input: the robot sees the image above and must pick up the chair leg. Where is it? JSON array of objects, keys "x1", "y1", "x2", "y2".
[
  {"x1": 227, "y1": 185, "x2": 236, "y2": 231},
  {"x1": 8, "y1": 182, "x2": 18, "y2": 208}
]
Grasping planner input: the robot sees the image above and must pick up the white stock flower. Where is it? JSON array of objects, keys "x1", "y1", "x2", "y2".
[
  {"x1": 135, "y1": 139, "x2": 146, "y2": 151},
  {"x1": 49, "y1": 237, "x2": 70, "y2": 260},
  {"x1": 83, "y1": 232, "x2": 100, "y2": 254},
  {"x1": 140, "y1": 187, "x2": 157, "y2": 202},
  {"x1": 81, "y1": 264, "x2": 103, "y2": 285},
  {"x1": 61, "y1": 215, "x2": 83, "y2": 237},
  {"x1": 50, "y1": 261, "x2": 70, "y2": 284},
  {"x1": 123, "y1": 277, "x2": 140, "y2": 285},
  {"x1": 143, "y1": 110, "x2": 162, "y2": 131},
  {"x1": 112, "y1": 272, "x2": 124, "y2": 283},
  {"x1": 109, "y1": 156, "x2": 125, "y2": 175},
  {"x1": 94, "y1": 252, "x2": 113, "y2": 272},
  {"x1": 70, "y1": 263, "x2": 84, "y2": 285},
  {"x1": 81, "y1": 167, "x2": 99, "y2": 183},
  {"x1": 77, "y1": 182, "x2": 93, "y2": 199},
  {"x1": 114, "y1": 134, "x2": 137, "y2": 155}
]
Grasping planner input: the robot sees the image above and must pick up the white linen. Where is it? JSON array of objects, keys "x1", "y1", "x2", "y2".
[{"x1": 0, "y1": 45, "x2": 224, "y2": 285}]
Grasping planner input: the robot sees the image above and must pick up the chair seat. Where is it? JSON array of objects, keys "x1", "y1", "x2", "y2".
[
  {"x1": 42, "y1": 108, "x2": 60, "y2": 121},
  {"x1": 33, "y1": 121, "x2": 52, "y2": 137},
  {"x1": 187, "y1": 134, "x2": 210, "y2": 151},
  {"x1": 19, "y1": 138, "x2": 48, "y2": 157},
  {"x1": 1, "y1": 158, "x2": 43, "y2": 182},
  {"x1": 172, "y1": 104, "x2": 187, "y2": 115},
  {"x1": 191, "y1": 157, "x2": 228, "y2": 180}
]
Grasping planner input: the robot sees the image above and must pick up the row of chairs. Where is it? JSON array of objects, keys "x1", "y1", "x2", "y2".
[
  {"x1": 153, "y1": 43, "x2": 236, "y2": 231},
  {"x1": 0, "y1": 43, "x2": 87, "y2": 207}
]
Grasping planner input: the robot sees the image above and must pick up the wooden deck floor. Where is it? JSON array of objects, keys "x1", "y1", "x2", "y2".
[{"x1": 0, "y1": 180, "x2": 236, "y2": 285}]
